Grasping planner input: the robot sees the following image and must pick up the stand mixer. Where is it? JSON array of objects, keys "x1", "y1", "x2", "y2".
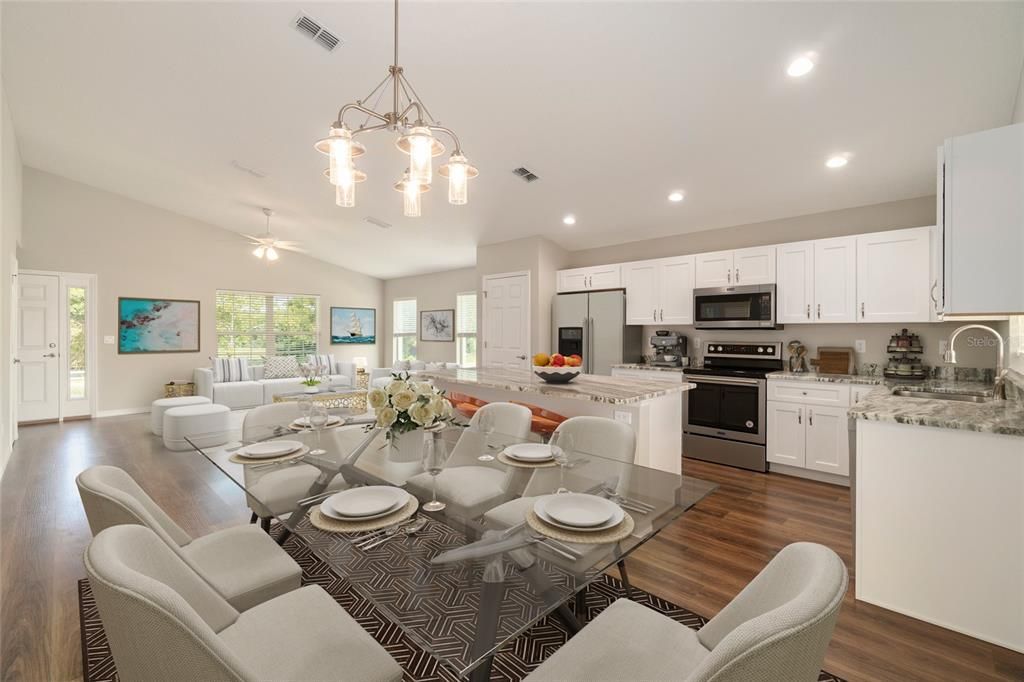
[{"x1": 650, "y1": 331, "x2": 687, "y2": 367}]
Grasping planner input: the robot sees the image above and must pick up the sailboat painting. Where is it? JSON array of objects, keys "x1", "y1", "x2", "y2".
[{"x1": 331, "y1": 307, "x2": 375, "y2": 344}]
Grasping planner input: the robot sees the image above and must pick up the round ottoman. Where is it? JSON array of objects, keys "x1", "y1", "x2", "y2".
[
  {"x1": 151, "y1": 396, "x2": 211, "y2": 435},
  {"x1": 162, "y1": 403, "x2": 231, "y2": 451}
]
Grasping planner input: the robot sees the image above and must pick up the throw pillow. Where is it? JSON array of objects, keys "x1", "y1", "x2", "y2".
[
  {"x1": 425, "y1": 361, "x2": 444, "y2": 371},
  {"x1": 393, "y1": 360, "x2": 411, "y2": 372},
  {"x1": 263, "y1": 355, "x2": 300, "y2": 379},
  {"x1": 211, "y1": 357, "x2": 249, "y2": 383},
  {"x1": 307, "y1": 353, "x2": 336, "y2": 374}
]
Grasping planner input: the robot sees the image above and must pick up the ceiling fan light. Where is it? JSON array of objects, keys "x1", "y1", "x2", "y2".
[
  {"x1": 253, "y1": 245, "x2": 266, "y2": 258},
  {"x1": 438, "y1": 153, "x2": 477, "y2": 205},
  {"x1": 265, "y1": 246, "x2": 279, "y2": 261}
]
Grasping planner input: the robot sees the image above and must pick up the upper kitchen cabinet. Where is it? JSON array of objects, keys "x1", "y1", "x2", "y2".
[
  {"x1": 622, "y1": 255, "x2": 695, "y2": 325},
  {"x1": 694, "y1": 246, "x2": 775, "y2": 288},
  {"x1": 813, "y1": 237, "x2": 857, "y2": 322},
  {"x1": 556, "y1": 264, "x2": 622, "y2": 293},
  {"x1": 939, "y1": 123, "x2": 1024, "y2": 314},
  {"x1": 856, "y1": 226, "x2": 933, "y2": 323},
  {"x1": 776, "y1": 241, "x2": 815, "y2": 323}
]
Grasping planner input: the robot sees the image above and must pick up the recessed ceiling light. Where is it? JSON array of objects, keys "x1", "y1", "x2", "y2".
[
  {"x1": 562, "y1": 215, "x2": 577, "y2": 226},
  {"x1": 668, "y1": 191, "x2": 685, "y2": 203},
  {"x1": 825, "y1": 154, "x2": 849, "y2": 169},
  {"x1": 787, "y1": 55, "x2": 815, "y2": 78}
]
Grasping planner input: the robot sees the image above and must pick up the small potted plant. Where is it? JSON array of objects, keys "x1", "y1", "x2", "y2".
[{"x1": 298, "y1": 363, "x2": 322, "y2": 393}]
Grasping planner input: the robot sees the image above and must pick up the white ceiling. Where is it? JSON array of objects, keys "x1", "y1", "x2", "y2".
[{"x1": 3, "y1": 2, "x2": 1023, "y2": 279}]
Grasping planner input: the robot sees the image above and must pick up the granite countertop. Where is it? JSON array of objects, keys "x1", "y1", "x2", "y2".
[
  {"x1": 417, "y1": 368, "x2": 695, "y2": 405},
  {"x1": 611, "y1": 363, "x2": 689, "y2": 373},
  {"x1": 767, "y1": 371, "x2": 883, "y2": 385},
  {"x1": 849, "y1": 377, "x2": 1024, "y2": 438}
]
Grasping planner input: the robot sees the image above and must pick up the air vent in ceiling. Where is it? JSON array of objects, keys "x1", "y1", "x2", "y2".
[
  {"x1": 292, "y1": 12, "x2": 343, "y2": 52},
  {"x1": 513, "y1": 167, "x2": 540, "y2": 183},
  {"x1": 364, "y1": 216, "x2": 392, "y2": 229}
]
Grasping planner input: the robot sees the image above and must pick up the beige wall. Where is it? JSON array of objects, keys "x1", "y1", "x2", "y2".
[
  {"x1": 19, "y1": 169, "x2": 384, "y2": 413},
  {"x1": 382, "y1": 267, "x2": 476, "y2": 366},
  {"x1": 565, "y1": 196, "x2": 936, "y2": 268},
  {"x1": 1013, "y1": 60, "x2": 1024, "y2": 125},
  {"x1": 645, "y1": 320, "x2": 1009, "y2": 372},
  {"x1": 1, "y1": 79, "x2": 23, "y2": 475},
  {"x1": 476, "y1": 236, "x2": 567, "y2": 357}
]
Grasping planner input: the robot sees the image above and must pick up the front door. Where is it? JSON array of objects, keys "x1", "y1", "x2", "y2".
[
  {"x1": 17, "y1": 273, "x2": 60, "y2": 423},
  {"x1": 482, "y1": 272, "x2": 530, "y2": 369}
]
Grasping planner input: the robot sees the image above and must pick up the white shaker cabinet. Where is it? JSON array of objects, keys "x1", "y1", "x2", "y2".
[
  {"x1": 622, "y1": 261, "x2": 659, "y2": 325},
  {"x1": 767, "y1": 401, "x2": 806, "y2": 467},
  {"x1": 813, "y1": 237, "x2": 857, "y2": 323},
  {"x1": 856, "y1": 226, "x2": 932, "y2": 323},
  {"x1": 767, "y1": 379, "x2": 852, "y2": 481},
  {"x1": 556, "y1": 264, "x2": 622, "y2": 293},
  {"x1": 733, "y1": 246, "x2": 776, "y2": 285},
  {"x1": 803, "y1": 405, "x2": 849, "y2": 476},
  {"x1": 694, "y1": 250, "x2": 735, "y2": 288},
  {"x1": 622, "y1": 255, "x2": 695, "y2": 325},
  {"x1": 776, "y1": 241, "x2": 815, "y2": 323}
]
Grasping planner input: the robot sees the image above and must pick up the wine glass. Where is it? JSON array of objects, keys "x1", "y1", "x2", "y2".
[
  {"x1": 297, "y1": 396, "x2": 313, "y2": 429},
  {"x1": 421, "y1": 429, "x2": 450, "y2": 512},
  {"x1": 550, "y1": 431, "x2": 574, "y2": 494},
  {"x1": 475, "y1": 410, "x2": 496, "y2": 462},
  {"x1": 309, "y1": 404, "x2": 329, "y2": 455}
]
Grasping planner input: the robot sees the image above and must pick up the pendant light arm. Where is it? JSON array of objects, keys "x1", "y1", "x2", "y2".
[
  {"x1": 335, "y1": 102, "x2": 391, "y2": 129},
  {"x1": 427, "y1": 124, "x2": 464, "y2": 155}
]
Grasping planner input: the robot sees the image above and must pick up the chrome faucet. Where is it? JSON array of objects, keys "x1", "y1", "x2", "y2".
[{"x1": 943, "y1": 324, "x2": 1006, "y2": 400}]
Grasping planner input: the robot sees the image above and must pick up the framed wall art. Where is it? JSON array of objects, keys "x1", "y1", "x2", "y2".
[
  {"x1": 420, "y1": 309, "x2": 454, "y2": 342},
  {"x1": 331, "y1": 306, "x2": 376, "y2": 344},
  {"x1": 118, "y1": 297, "x2": 200, "y2": 354}
]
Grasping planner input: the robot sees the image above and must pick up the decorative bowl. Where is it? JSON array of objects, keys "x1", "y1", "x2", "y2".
[{"x1": 533, "y1": 366, "x2": 581, "y2": 384}]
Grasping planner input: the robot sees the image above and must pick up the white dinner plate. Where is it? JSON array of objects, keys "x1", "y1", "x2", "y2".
[
  {"x1": 238, "y1": 440, "x2": 304, "y2": 459},
  {"x1": 503, "y1": 443, "x2": 560, "y2": 462},
  {"x1": 319, "y1": 497, "x2": 404, "y2": 521},
  {"x1": 534, "y1": 493, "x2": 623, "y2": 529},
  {"x1": 292, "y1": 415, "x2": 343, "y2": 428},
  {"x1": 327, "y1": 486, "x2": 410, "y2": 518}
]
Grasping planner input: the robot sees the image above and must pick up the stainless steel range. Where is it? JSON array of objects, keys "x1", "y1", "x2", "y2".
[{"x1": 683, "y1": 341, "x2": 783, "y2": 472}]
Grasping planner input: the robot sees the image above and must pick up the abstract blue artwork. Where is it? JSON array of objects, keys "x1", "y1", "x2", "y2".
[
  {"x1": 331, "y1": 307, "x2": 375, "y2": 344},
  {"x1": 118, "y1": 298, "x2": 200, "y2": 354}
]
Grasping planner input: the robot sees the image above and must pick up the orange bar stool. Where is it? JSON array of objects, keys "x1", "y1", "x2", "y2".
[
  {"x1": 449, "y1": 392, "x2": 487, "y2": 421},
  {"x1": 512, "y1": 401, "x2": 568, "y2": 441}
]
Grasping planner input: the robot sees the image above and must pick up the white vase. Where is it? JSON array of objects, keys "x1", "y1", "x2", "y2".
[{"x1": 304, "y1": 386, "x2": 319, "y2": 394}]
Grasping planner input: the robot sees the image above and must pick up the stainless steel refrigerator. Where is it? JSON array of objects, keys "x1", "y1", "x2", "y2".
[{"x1": 552, "y1": 289, "x2": 643, "y2": 375}]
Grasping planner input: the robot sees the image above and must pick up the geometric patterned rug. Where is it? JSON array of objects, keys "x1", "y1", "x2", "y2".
[{"x1": 79, "y1": 538, "x2": 846, "y2": 682}]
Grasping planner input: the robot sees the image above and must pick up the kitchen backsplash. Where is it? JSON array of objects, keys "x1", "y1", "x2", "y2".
[{"x1": 642, "y1": 320, "x2": 1011, "y2": 373}]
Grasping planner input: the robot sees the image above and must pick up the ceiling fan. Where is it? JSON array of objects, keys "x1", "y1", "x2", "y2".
[{"x1": 242, "y1": 208, "x2": 304, "y2": 261}]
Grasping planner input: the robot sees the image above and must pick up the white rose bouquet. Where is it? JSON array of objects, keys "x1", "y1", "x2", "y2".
[{"x1": 366, "y1": 372, "x2": 455, "y2": 439}]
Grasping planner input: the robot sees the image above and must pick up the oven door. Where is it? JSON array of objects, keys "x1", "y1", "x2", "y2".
[
  {"x1": 693, "y1": 285, "x2": 777, "y2": 329},
  {"x1": 683, "y1": 375, "x2": 766, "y2": 444}
]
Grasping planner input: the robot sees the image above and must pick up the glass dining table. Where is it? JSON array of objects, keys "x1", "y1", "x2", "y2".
[{"x1": 187, "y1": 409, "x2": 716, "y2": 681}]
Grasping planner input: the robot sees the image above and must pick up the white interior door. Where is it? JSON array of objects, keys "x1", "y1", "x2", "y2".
[
  {"x1": 482, "y1": 272, "x2": 531, "y2": 369},
  {"x1": 17, "y1": 274, "x2": 60, "y2": 423}
]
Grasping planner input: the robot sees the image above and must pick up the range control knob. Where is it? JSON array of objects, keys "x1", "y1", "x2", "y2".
[
  {"x1": 757, "y1": 346, "x2": 764, "y2": 353},
  {"x1": 717, "y1": 345, "x2": 724, "y2": 351}
]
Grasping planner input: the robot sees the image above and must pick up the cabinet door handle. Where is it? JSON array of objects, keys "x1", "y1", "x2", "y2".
[
  {"x1": 660, "y1": 309, "x2": 664, "y2": 321},
  {"x1": 727, "y1": 270, "x2": 731, "y2": 283},
  {"x1": 860, "y1": 302, "x2": 865, "y2": 318},
  {"x1": 806, "y1": 304, "x2": 811, "y2": 319},
  {"x1": 735, "y1": 268, "x2": 740, "y2": 282},
  {"x1": 930, "y1": 280, "x2": 940, "y2": 315},
  {"x1": 808, "y1": 409, "x2": 814, "y2": 426},
  {"x1": 797, "y1": 408, "x2": 802, "y2": 425},
  {"x1": 817, "y1": 304, "x2": 821, "y2": 319}
]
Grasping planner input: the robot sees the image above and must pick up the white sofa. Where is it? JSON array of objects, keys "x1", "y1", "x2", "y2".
[{"x1": 194, "y1": 361, "x2": 356, "y2": 410}]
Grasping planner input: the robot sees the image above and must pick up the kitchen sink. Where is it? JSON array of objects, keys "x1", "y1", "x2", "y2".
[{"x1": 891, "y1": 390, "x2": 992, "y2": 403}]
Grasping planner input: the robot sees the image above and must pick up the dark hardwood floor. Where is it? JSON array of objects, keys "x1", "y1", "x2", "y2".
[{"x1": 2, "y1": 415, "x2": 1022, "y2": 681}]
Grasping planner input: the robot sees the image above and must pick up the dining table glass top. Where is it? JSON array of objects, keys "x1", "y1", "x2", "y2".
[{"x1": 187, "y1": 408, "x2": 716, "y2": 679}]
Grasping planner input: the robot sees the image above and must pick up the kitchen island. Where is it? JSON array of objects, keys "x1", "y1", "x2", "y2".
[{"x1": 418, "y1": 368, "x2": 694, "y2": 475}]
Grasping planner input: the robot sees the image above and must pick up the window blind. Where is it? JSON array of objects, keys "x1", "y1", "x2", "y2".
[
  {"x1": 456, "y1": 292, "x2": 477, "y2": 334},
  {"x1": 393, "y1": 299, "x2": 417, "y2": 335},
  {"x1": 216, "y1": 290, "x2": 319, "y2": 360}
]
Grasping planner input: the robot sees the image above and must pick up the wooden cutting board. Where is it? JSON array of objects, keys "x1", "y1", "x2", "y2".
[{"x1": 814, "y1": 347, "x2": 856, "y2": 375}]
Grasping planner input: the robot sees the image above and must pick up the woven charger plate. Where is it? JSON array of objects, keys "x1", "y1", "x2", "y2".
[
  {"x1": 229, "y1": 444, "x2": 310, "y2": 465},
  {"x1": 526, "y1": 508, "x2": 635, "y2": 545},
  {"x1": 309, "y1": 496, "x2": 419, "y2": 533},
  {"x1": 497, "y1": 451, "x2": 559, "y2": 469},
  {"x1": 287, "y1": 421, "x2": 343, "y2": 433}
]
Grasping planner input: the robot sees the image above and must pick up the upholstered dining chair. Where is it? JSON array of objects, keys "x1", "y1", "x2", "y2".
[
  {"x1": 524, "y1": 542, "x2": 848, "y2": 682},
  {"x1": 241, "y1": 402, "x2": 346, "y2": 531},
  {"x1": 482, "y1": 416, "x2": 638, "y2": 592},
  {"x1": 85, "y1": 524, "x2": 403, "y2": 682},
  {"x1": 76, "y1": 465, "x2": 300, "y2": 612},
  {"x1": 404, "y1": 402, "x2": 533, "y2": 520}
]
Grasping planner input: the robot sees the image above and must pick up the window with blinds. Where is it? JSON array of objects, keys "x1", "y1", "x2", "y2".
[
  {"x1": 456, "y1": 292, "x2": 478, "y2": 368},
  {"x1": 216, "y1": 290, "x2": 319, "y2": 360},
  {"x1": 393, "y1": 298, "x2": 417, "y2": 361}
]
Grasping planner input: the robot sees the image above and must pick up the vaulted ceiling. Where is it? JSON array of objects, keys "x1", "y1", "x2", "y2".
[{"x1": 3, "y1": 2, "x2": 1023, "y2": 278}]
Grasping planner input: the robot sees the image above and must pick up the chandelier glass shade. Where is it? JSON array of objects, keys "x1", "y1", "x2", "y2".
[{"x1": 315, "y1": 0, "x2": 476, "y2": 217}]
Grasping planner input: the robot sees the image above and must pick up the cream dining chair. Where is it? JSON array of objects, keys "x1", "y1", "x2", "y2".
[{"x1": 85, "y1": 524, "x2": 403, "y2": 682}]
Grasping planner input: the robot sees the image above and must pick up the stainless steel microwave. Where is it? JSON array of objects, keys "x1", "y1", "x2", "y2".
[{"x1": 693, "y1": 284, "x2": 779, "y2": 329}]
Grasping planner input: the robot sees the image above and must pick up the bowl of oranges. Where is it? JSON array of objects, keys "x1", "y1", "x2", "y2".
[{"x1": 532, "y1": 353, "x2": 582, "y2": 384}]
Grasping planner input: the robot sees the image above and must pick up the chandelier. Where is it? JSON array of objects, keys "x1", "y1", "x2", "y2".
[{"x1": 315, "y1": 0, "x2": 477, "y2": 217}]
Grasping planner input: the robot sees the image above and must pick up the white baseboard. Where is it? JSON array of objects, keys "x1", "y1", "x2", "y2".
[
  {"x1": 769, "y1": 463, "x2": 850, "y2": 487},
  {"x1": 96, "y1": 407, "x2": 151, "y2": 418}
]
